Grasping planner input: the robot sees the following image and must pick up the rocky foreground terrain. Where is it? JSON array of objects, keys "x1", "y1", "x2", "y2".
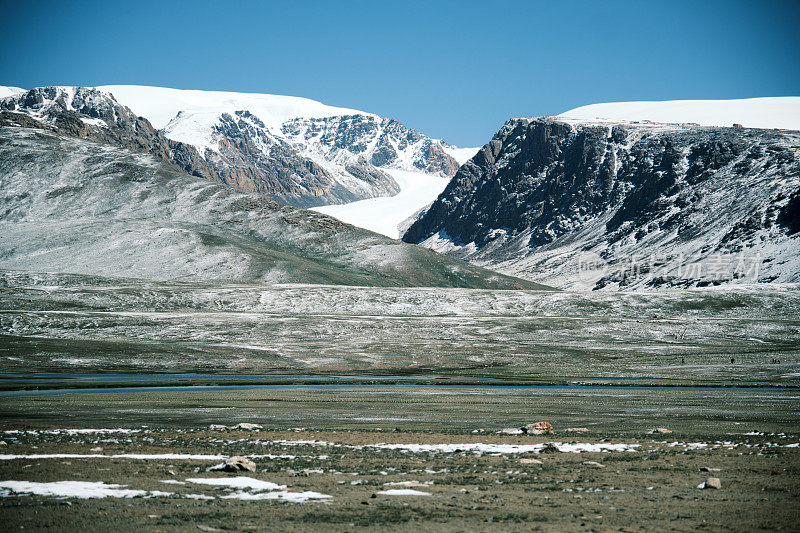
[
  {"x1": 405, "y1": 117, "x2": 800, "y2": 290},
  {"x1": 0, "y1": 414, "x2": 798, "y2": 531}
]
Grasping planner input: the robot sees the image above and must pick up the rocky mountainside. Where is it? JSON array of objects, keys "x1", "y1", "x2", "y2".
[
  {"x1": 0, "y1": 124, "x2": 544, "y2": 289},
  {"x1": 0, "y1": 86, "x2": 464, "y2": 208},
  {"x1": 99, "y1": 85, "x2": 462, "y2": 206},
  {"x1": 404, "y1": 116, "x2": 800, "y2": 290}
]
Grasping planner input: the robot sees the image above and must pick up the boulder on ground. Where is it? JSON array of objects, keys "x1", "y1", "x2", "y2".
[
  {"x1": 519, "y1": 458, "x2": 543, "y2": 465},
  {"x1": 233, "y1": 423, "x2": 263, "y2": 430},
  {"x1": 649, "y1": 428, "x2": 672, "y2": 434},
  {"x1": 540, "y1": 442, "x2": 560, "y2": 453},
  {"x1": 699, "y1": 466, "x2": 721, "y2": 472},
  {"x1": 698, "y1": 477, "x2": 722, "y2": 489},
  {"x1": 208, "y1": 424, "x2": 227, "y2": 430},
  {"x1": 208, "y1": 456, "x2": 256, "y2": 472},
  {"x1": 523, "y1": 422, "x2": 553, "y2": 435},
  {"x1": 582, "y1": 461, "x2": 605, "y2": 468},
  {"x1": 499, "y1": 428, "x2": 524, "y2": 435},
  {"x1": 565, "y1": 427, "x2": 590, "y2": 432}
]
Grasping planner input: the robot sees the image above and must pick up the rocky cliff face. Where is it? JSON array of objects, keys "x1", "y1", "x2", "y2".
[
  {"x1": 0, "y1": 87, "x2": 460, "y2": 208},
  {"x1": 404, "y1": 118, "x2": 800, "y2": 289},
  {"x1": 281, "y1": 114, "x2": 459, "y2": 178}
]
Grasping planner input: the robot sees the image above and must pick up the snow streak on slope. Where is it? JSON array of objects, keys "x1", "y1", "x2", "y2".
[
  {"x1": 443, "y1": 146, "x2": 480, "y2": 165},
  {"x1": 559, "y1": 97, "x2": 800, "y2": 131},
  {"x1": 311, "y1": 169, "x2": 451, "y2": 239}
]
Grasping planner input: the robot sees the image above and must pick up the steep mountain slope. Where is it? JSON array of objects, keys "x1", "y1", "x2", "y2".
[
  {"x1": 0, "y1": 86, "x2": 351, "y2": 206},
  {"x1": 404, "y1": 107, "x2": 800, "y2": 290},
  {"x1": 98, "y1": 85, "x2": 462, "y2": 206},
  {"x1": 0, "y1": 124, "x2": 545, "y2": 289}
]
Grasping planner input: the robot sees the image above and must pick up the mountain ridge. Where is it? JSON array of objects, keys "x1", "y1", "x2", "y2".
[
  {"x1": 0, "y1": 85, "x2": 468, "y2": 208},
  {"x1": 404, "y1": 115, "x2": 800, "y2": 290}
]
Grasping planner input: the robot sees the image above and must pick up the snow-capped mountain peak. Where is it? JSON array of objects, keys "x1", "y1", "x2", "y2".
[
  {"x1": 558, "y1": 97, "x2": 800, "y2": 131},
  {"x1": 97, "y1": 85, "x2": 375, "y2": 132},
  {"x1": 2, "y1": 85, "x2": 468, "y2": 212},
  {"x1": 94, "y1": 85, "x2": 462, "y2": 209}
]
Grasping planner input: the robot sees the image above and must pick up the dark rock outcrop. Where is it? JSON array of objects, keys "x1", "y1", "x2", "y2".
[{"x1": 404, "y1": 118, "x2": 800, "y2": 289}]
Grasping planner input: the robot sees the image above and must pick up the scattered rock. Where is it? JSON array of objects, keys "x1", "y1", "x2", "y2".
[
  {"x1": 233, "y1": 423, "x2": 263, "y2": 431},
  {"x1": 197, "y1": 525, "x2": 222, "y2": 532},
  {"x1": 565, "y1": 428, "x2": 590, "y2": 433},
  {"x1": 698, "y1": 477, "x2": 722, "y2": 490},
  {"x1": 519, "y1": 458, "x2": 543, "y2": 465},
  {"x1": 208, "y1": 424, "x2": 227, "y2": 431},
  {"x1": 0, "y1": 441, "x2": 7, "y2": 446},
  {"x1": 523, "y1": 422, "x2": 553, "y2": 435},
  {"x1": 499, "y1": 428, "x2": 524, "y2": 435},
  {"x1": 540, "y1": 443, "x2": 560, "y2": 453},
  {"x1": 207, "y1": 456, "x2": 256, "y2": 472},
  {"x1": 90, "y1": 446, "x2": 104, "y2": 452},
  {"x1": 649, "y1": 428, "x2": 672, "y2": 434},
  {"x1": 699, "y1": 467, "x2": 721, "y2": 472},
  {"x1": 582, "y1": 461, "x2": 605, "y2": 468}
]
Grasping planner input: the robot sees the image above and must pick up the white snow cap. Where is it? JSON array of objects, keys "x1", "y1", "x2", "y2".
[
  {"x1": 0, "y1": 86, "x2": 25, "y2": 98},
  {"x1": 558, "y1": 97, "x2": 800, "y2": 131},
  {"x1": 97, "y1": 85, "x2": 376, "y2": 131}
]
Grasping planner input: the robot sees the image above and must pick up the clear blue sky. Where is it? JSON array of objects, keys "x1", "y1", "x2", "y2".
[{"x1": 1, "y1": 0, "x2": 798, "y2": 146}]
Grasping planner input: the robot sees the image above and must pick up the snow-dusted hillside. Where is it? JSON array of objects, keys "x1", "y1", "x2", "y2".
[
  {"x1": 559, "y1": 97, "x2": 800, "y2": 131},
  {"x1": 0, "y1": 125, "x2": 542, "y2": 290}
]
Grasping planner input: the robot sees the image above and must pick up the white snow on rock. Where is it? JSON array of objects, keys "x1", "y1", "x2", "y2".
[
  {"x1": 0, "y1": 480, "x2": 172, "y2": 499},
  {"x1": 311, "y1": 169, "x2": 451, "y2": 238},
  {"x1": 558, "y1": 97, "x2": 800, "y2": 131}
]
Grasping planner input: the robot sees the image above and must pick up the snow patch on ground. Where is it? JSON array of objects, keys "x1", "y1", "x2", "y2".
[
  {"x1": 221, "y1": 490, "x2": 332, "y2": 502},
  {"x1": 185, "y1": 477, "x2": 286, "y2": 491},
  {"x1": 264, "y1": 440, "x2": 639, "y2": 454},
  {"x1": 0, "y1": 481, "x2": 172, "y2": 499},
  {"x1": 0, "y1": 454, "x2": 227, "y2": 460},
  {"x1": 376, "y1": 489, "x2": 432, "y2": 496}
]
